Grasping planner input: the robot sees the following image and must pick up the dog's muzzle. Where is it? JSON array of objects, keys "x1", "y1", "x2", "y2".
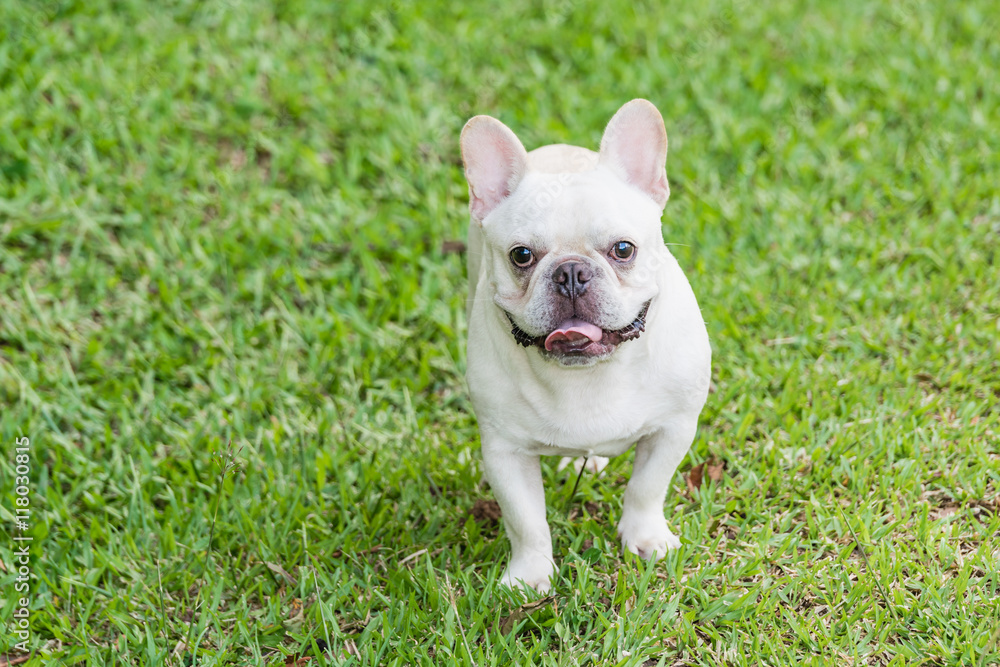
[{"x1": 505, "y1": 300, "x2": 651, "y2": 349}]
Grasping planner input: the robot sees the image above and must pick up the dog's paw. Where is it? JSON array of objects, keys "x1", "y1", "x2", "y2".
[
  {"x1": 617, "y1": 512, "x2": 681, "y2": 561},
  {"x1": 500, "y1": 557, "x2": 556, "y2": 593},
  {"x1": 557, "y1": 456, "x2": 609, "y2": 475}
]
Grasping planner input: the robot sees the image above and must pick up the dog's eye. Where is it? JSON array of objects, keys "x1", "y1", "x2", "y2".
[
  {"x1": 509, "y1": 246, "x2": 534, "y2": 268},
  {"x1": 611, "y1": 241, "x2": 636, "y2": 262}
]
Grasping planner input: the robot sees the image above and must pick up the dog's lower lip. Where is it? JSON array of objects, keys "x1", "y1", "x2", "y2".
[
  {"x1": 558, "y1": 340, "x2": 594, "y2": 350},
  {"x1": 546, "y1": 338, "x2": 603, "y2": 355}
]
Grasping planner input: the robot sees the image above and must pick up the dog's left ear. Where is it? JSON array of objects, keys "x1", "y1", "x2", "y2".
[{"x1": 598, "y1": 99, "x2": 669, "y2": 209}]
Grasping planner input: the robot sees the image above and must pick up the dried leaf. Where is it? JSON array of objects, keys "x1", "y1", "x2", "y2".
[
  {"x1": 686, "y1": 463, "x2": 704, "y2": 493},
  {"x1": 338, "y1": 618, "x2": 367, "y2": 634},
  {"x1": 706, "y1": 461, "x2": 724, "y2": 483},
  {"x1": 285, "y1": 601, "x2": 305, "y2": 631},
  {"x1": 266, "y1": 562, "x2": 297, "y2": 585},
  {"x1": 0, "y1": 655, "x2": 32, "y2": 667},
  {"x1": 339, "y1": 610, "x2": 370, "y2": 635},
  {"x1": 399, "y1": 548, "x2": 428, "y2": 566},
  {"x1": 930, "y1": 504, "x2": 960, "y2": 520},
  {"x1": 499, "y1": 594, "x2": 557, "y2": 634}
]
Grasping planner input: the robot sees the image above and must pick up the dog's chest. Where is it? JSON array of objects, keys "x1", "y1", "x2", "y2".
[{"x1": 513, "y1": 377, "x2": 660, "y2": 457}]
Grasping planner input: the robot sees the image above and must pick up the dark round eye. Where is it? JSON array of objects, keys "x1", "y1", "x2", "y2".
[
  {"x1": 509, "y1": 246, "x2": 534, "y2": 268},
  {"x1": 611, "y1": 241, "x2": 636, "y2": 262}
]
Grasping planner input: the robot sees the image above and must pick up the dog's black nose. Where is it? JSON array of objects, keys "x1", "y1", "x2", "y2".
[{"x1": 552, "y1": 261, "x2": 592, "y2": 299}]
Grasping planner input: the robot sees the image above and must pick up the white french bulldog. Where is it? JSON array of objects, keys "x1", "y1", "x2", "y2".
[{"x1": 460, "y1": 99, "x2": 711, "y2": 592}]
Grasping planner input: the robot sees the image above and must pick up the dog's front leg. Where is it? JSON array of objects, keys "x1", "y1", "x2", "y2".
[
  {"x1": 617, "y1": 421, "x2": 698, "y2": 560},
  {"x1": 481, "y1": 441, "x2": 555, "y2": 592}
]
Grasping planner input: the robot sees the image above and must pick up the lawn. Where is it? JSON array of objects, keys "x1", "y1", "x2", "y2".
[{"x1": 1, "y1": 0, "x2": 998, "y2": 664}]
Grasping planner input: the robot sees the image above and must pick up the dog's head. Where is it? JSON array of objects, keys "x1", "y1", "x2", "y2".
[{"x1": 461, "y1": 100, "x2": 671, "y2": 366}]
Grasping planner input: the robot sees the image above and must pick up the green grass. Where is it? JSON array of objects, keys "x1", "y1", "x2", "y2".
[{"x1": 1, "y1": 0, "x2": 998, "y2": 664}]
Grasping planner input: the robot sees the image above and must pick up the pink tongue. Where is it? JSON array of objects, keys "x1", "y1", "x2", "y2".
[{"x1": 544, "y1": 319, "x2": 604, "y2": 351}]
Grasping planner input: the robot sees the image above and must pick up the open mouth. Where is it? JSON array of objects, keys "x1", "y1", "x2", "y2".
[
  {"x1": 544, "y1": 319, "x2": 604, "y2": 352},
  {"x1": 505, "y1": 301, "x2": 651, "y2": 360}
]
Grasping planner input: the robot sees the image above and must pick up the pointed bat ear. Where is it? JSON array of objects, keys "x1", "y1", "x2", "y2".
[
  {"x1": 598, "y1": 99, "x2": 669, "y2": 209},
  {"x1": 460, "y1": 115, "x2": 529, "y2": 222}
]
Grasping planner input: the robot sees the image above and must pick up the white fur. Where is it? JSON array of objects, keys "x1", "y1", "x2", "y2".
[{"x1": 461, "y1": 100, "x2": 711, "y2": 592}]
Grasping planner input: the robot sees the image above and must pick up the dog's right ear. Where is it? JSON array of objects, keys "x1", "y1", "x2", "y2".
[
  {"x1": 460, "y1": 116, "x2": 528, "y2": 222},
  {"x1": 598, "y1": 99, "x2": 669, "y2": 209}
]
